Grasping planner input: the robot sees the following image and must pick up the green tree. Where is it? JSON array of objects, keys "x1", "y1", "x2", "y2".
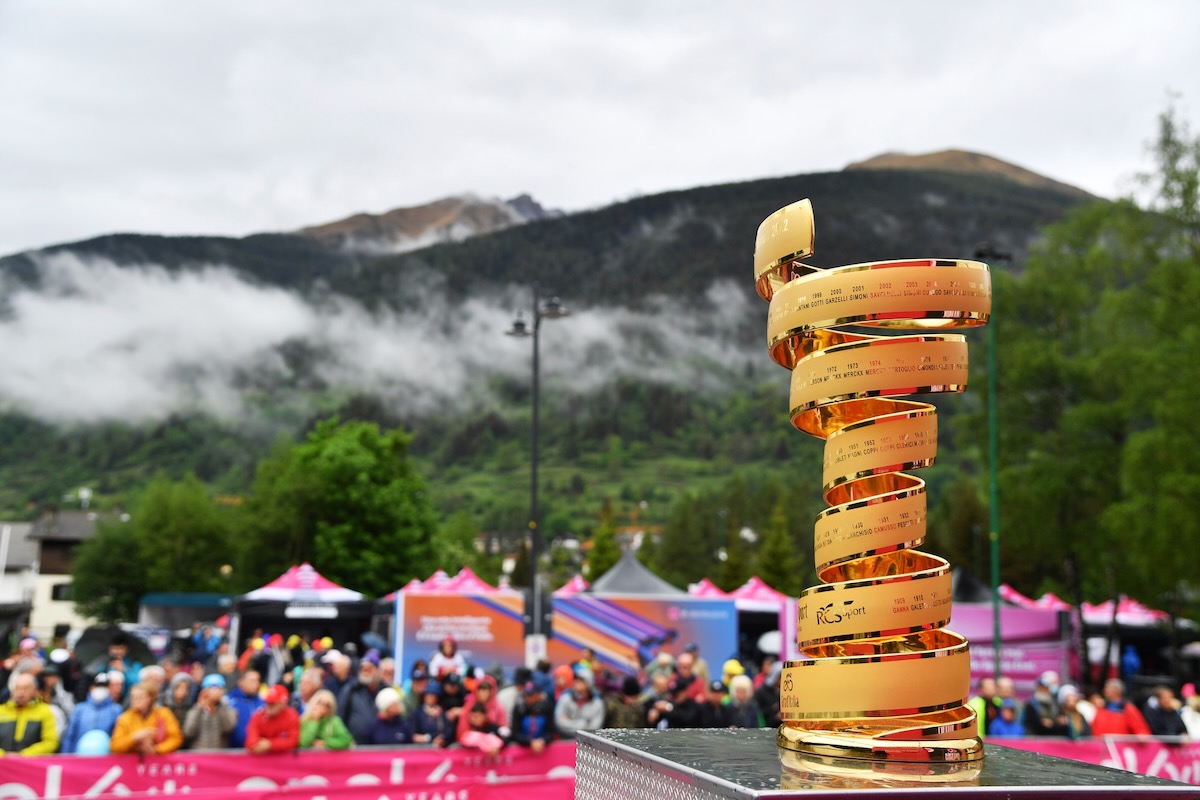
[
  {"x1": 72, "y1": 520, "x2": 146, "y2": 623},
  {"x1": 137, "y1": 473, "x2": 235, "y2": 592},
  {"x1": 586, "y1": 500, "x2": 623, "y2": 578},
  {"x1": 240, "y1": 417, "x2": 438, "y2": 596},
  {"x1": 754, "y1": 495, "x2": 803, "y2": 596}
]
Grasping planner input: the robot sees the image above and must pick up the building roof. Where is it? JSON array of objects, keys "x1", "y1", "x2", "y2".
[
  {"x1": 28, "y1": 509, "x2": 116, "y2": 542},
  {"x1": 0, "y1": 522, "x2": 38, "y2": 570}
]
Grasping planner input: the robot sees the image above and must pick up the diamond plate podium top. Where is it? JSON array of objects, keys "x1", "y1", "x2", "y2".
[{"x1": 575, "y1": 729, "x2": 1192, "y2": 798}]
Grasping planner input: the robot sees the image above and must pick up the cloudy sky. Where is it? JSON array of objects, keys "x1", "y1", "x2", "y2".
[{"x1": 1, "y1": 1, "x2": 1197, "y2": 256}]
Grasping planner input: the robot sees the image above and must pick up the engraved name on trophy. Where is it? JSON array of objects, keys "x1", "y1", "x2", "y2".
[{"x1": 754, "y1": 199, "x2": 991, "y2": 762}]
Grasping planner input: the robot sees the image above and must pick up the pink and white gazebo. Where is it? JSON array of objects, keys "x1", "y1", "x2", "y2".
[
  {"x1": 243, "y1": 562, "x2": 364, "y2": 602},
  {"x1": 443, "y1": 566, "x2": 498, "y2": 593},
  {"x1": 688, "y1": 577, "x2": 730, "y2": 598},
  {"x1": 731, "y1": 576, "x2": 789, "y2": 613},
  {"x1": 420, "y1": 569, "x2": 452, "y2": 591}
]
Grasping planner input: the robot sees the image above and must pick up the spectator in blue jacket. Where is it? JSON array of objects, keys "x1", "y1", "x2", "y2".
[
  {"x1": 62, "y1": 673, "x2": 123, "y2": 754},
  {"x1": 226, "y1": 670, "x2": 264, "y2": 748}
]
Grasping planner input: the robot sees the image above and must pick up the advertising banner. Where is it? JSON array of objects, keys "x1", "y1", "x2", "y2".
[
  {"x1": 0, "y1": 743, "x2": 576, "y2": 800},
  {"x1": 393, "y1": 593, "x2": 526, "y2": 680},
  {"x1": 547, "y1": 595, "x2": 738, "y2": 675},
  {"x1": 948, "y1": 603, "x2": 1070, "y2": 693},
  {"x1": 394, "y1": 593, "x2": 738, "y2": 678}
]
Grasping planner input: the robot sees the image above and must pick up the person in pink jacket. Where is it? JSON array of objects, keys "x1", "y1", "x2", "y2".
[{"x1": 456, "y1": 674, "x2": 509, "y2": 741}]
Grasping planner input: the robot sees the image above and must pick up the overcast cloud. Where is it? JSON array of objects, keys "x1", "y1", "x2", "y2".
[
  {"x1": 0, "y1": 254, "x2": 757, "y2": 424},
  {"x1": 0, "y1": 1, "x2": 1197, "y2": 255}
]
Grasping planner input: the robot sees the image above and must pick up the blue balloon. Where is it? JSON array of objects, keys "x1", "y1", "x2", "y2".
[{"x1": 76, "y1": 729, "x2": 111, "y2": 756}]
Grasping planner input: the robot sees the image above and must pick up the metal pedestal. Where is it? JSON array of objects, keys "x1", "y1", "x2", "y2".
[{"x1": 575, "y1": 729, "x2": 1191, "y2": 798}]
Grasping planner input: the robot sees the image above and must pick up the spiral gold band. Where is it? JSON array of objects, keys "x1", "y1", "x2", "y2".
[{"x1": 753, "y1": 198, "x2": 989, "y2": 765}]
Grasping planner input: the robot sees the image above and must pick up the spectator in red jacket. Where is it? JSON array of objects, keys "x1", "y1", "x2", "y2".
[
  {"x1": 246, "y1": 684, "x2": 300, "y2": 754},
  {"x1": 1090, "y1": 679, "x2": 1151, "y2": 738}
]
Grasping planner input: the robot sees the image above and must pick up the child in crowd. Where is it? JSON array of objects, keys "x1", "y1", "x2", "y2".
[
  {"x1": 458, "y1": 701, "x2": 505, "y2": 758},
  {"x1": 412, "y1": 688, "x2": 449, "y2": 747}
]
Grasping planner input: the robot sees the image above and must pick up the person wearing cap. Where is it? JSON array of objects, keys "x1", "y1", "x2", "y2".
[
  {"x1": 111, "y1": 683, "x2": 183, "y2": 755},
  {"x1": 299, "y1": 689, "x2": 353, "y2": 750},
  {"x1": 438, "y1": 672, "x2": 467, "y2": 741},
  {"x1": 61, "y1": 672, "x2": 123, "y2": 753},
  {"x1": 412, "y1": 686, "x2": 449, "y2": 746},
  {"x1": 364, "y1": 687, "x2": 413, "y2": 745},
  {"x1": 0, "y1": 672, "x2": 58, "y2": 754},
  {"x1": 698, "y1": 679, "x2": 733, "y2": 728},
  {"x1": 322, "y1": 651, "x2": 352, "y2": 697},
  {"x1": 246, "y1": 684, "x2": 300, "y2": 754},
  {"x1": 226, "y1": 670, "x2": 264, "y2": 748},
  {"x1": 988, "y1": 698, "x2": 1025, "y2": 738},
  {"x1": 183, "y1": 674, "x2": 237, "y2": 750},
  {"x1": 338, "y1": 654, "x2": 383, "y2": 745},
  {"x1": 39, "y1": 662, "x2": 75, "y2": 721},
  {"x1": 646, "y1": 650, "x2": 675, "y2": 682},
  {"x1": 555, "y1": 671, "x2": 605, "y2": 739},
  {"x1": 1021, "y1": 672, "x2": 1066, "y2": 736},
  {"x1": 662, "y1": 676, "x2": 701, "y2": 728},
  {"x1": 605, "y1": 675, "x2": 647, "y2": 729},
  {"x1": 510, "y1": 679, "x2": 556, "y2": 752},
  {"x1": 404, "y1": 667, "x2": 431, "y2": 717}
]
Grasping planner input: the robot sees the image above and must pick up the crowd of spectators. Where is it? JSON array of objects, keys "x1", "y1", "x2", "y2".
[
  {"x1": 0, "y1": 627, "x2": 783, "y2": 757},
  {"x1": 969, "y1": 671, "x2": 1200, "y2": 740},
  {"x1": 7, "y1": 626, "x2": 1197, "y2": 759}
]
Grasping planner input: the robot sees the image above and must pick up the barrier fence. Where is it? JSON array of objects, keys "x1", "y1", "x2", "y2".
[
  {"x1": 1, "y1": 736, "x2": 1197, "y2": 798},
  {"x1": 0, "y1": 743, "x2": 576, "y2": 800}
]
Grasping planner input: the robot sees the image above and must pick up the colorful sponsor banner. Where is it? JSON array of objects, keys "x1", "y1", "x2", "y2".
[
  {"x1": 546, "y1": 595, "x2": 738, "y2": 675},
  {"x1": 1003, "y1": 737, "x2": 1200, "y2": 786},
  {"x1": 394, "y1": 593, "x2": 738, "y2": 679},
  {"x1": 0, "y1": 743, "x2": 576, "y2": 800},
  {"x1": 394, "y1": 592, "x2": 527, "y2": 679}
]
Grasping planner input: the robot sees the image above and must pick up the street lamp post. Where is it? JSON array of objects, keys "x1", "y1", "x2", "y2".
[
  {"x1": 975, "y1": 242, "x2": 1011, "y2": 680},
  {"x1": 507, "y1": 283, "x2": 568, "y2": 662}
]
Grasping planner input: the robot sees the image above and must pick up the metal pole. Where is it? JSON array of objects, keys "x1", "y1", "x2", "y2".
[
  {"x1": 530, "y1": 282, "x2": 542, "y2": 637},
  {"x1": 988, "y1": 319, "x2": 1002, "y2": 680}
]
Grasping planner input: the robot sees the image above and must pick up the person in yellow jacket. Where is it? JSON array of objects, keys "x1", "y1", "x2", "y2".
[
  {"x1": 0, "y1": 673, "x2": 59, "y2": 755},
  {"x1": 111, "y1": 683, "x2": 183, "y2": 755}
]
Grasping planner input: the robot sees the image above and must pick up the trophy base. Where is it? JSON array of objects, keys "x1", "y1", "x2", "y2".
[{"x1": 776, "y1": 721, "x2": 985, "y2": 762}]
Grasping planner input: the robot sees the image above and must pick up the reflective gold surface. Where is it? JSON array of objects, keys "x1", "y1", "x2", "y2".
[{"x1": 753, "y1": 198, "x2": 990, "y2": 764}]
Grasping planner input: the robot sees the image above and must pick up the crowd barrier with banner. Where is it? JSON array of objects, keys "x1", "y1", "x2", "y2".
[
  {"x1": 2, "y1": 737, "x2": 1197, "y2": 797},
  {"x1": 0, "y1": 743, "x2": 576, "y2": 800},
  {"x1": 393, "y1": 593, "x2": 738, "y2": 678}
]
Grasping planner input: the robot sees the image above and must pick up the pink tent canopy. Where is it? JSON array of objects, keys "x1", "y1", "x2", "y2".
[
  {"x1": 553, "y1": 574, "x2": 589, "y2": 596},
  {"x1": 242, "y1": 562, "x2": 364, "y2": 602},
  {"x1": 731, "y1": 576, "x2": 789, "y2": 612},
  {"x1": 688, "y1": 578, "x2": 729, "y2": 598},
  {"x1": 420, "y1": 569, "x2": 452, "y2": 591},
  {"x1": 443, "y1": 567, "x2": 498, "y2": 593},
  {"x1": 1082, "y1": 596, "x2": 1170, "y2": 627}
]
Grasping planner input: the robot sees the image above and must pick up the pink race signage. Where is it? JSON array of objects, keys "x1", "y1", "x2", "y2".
[
  {"x1": 1003, "y1": 737, "x2": 1200, "y2": 785},
  {"x1": 0, "y1": 743, "x2": 576, "y2": 800}
]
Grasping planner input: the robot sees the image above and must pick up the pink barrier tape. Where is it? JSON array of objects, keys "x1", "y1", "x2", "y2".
[
  {"x1": 0, "y1": 743, "x2": 577, "y2": 800},
  {"x1": 1002, "y1": 737, "x2": 1200, "y2": 785}
]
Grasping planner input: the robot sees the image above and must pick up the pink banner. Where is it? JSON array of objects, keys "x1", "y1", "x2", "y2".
[
  {"x1": 1003, "y1": 737, "x2": 1200, "y2": 785},
  {"x1": 0, "y1": 744, "x2": 576, "y2": 800}
]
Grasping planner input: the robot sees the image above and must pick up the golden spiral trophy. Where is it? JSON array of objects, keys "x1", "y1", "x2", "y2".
[{"x1": 754, "y1": 199, "x2": 990, "y2": 766}]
